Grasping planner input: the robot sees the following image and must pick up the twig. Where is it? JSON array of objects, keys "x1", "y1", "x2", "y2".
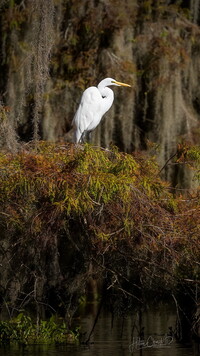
[
  {"x1": 158, "y1": 151, "x2": 177, "y2": 175},
  {"x1": 84, "y1": 297, "x2": 104, "y2": 344}
]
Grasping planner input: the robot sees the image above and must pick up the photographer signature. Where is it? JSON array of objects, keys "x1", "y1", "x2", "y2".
[{"x1": 129, "y1": 335, "x2": 173, "y2": 352}]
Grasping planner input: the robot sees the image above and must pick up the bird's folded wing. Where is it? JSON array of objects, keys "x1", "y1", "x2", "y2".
[{"x1": 73, "y1": 87, "x2": 102, "y2": 134}]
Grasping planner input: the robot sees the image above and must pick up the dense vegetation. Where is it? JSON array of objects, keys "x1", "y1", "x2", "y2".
[
  {"x1": 0, "y1": 0, "x2": 200, "y2": 345},
  {"x1": 0, "y1": 0, "x2": 200, "y2": 186},
  {"x1": 0, "y1": 313, "x2": 79, "y2": 344},
  {"x1": 0, "y1": 141, "x2": 199, "y2": 343}
]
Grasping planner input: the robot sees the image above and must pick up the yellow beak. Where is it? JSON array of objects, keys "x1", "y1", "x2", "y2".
[{"x1": 114, "y1": 80, "x2": 131, "y2": 87}]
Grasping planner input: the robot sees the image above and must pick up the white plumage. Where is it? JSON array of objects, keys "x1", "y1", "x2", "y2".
[{"x1": 72, "y1": 78, "x2": 131, "y2": 143}]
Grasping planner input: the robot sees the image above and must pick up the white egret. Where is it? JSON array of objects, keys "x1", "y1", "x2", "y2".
[{"x1": 72, "y1": 78, "x2": 131, "y2": 143}]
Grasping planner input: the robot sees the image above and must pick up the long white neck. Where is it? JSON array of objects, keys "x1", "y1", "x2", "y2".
[{"x1": 98, "y1": 81, "x2": 114, "y2": 116}]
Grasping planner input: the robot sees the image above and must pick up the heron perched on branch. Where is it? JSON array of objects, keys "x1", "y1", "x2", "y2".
[{"x1": 72, "y1": 78, "x2": 131, "y2": 143}]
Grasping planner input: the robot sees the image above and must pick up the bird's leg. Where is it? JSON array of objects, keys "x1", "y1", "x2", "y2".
[
  {"x1": 83, "y1": 131, "x2": 91, "y2": 143},
  {"x1": 81, "y1": 132, "x2": 86, "y2": 144},
  {"x1": 79, "y1": 131, "x2": 91, "y2": 144},
  {"x1": 88, "y1": 131, "x2": 92, "y2": 143},
  {"x1": 74, "y1": 129, "x2": 82, "y2": 144}
]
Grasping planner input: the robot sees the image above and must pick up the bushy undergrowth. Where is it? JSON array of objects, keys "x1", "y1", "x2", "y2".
[
  {"x1": 0, "y1": 142, "x2": 199, "y2": 328},
  {"x1": 0, "y1": 313, "x2": 78, "y2": 344}
]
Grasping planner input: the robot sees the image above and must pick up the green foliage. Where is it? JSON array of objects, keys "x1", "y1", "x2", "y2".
[
  {"x1": 0, "y1": 142, "x2": 198, "y2": 242},
  {"x1": 0, "y1": 142, "x2": 199, "y2": 317},
  {"x1": 187, "y1": 146, "x2": 200, "y2": 182},
  {"x1": 0, "y1": 142, "x2": 172, "y2": 238},
  {"x1": 0, "y1": 313, "x2": 78, "y2": 344},
  {"x1": 176, "y1": 143, "x2": 200, "y2": 182}
]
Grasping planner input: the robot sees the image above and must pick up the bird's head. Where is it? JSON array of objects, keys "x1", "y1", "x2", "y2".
[
  {"x1": 98, "y1": 78, "x2": 131, "y2": 89},
  {"x1": 110, "y1": 78, "x2": 131, "y2": 87}
]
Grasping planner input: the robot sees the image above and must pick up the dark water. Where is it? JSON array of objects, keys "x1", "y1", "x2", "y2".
[{"x1": 0, "y1": 303, "x2": 198, "y2": 356}]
